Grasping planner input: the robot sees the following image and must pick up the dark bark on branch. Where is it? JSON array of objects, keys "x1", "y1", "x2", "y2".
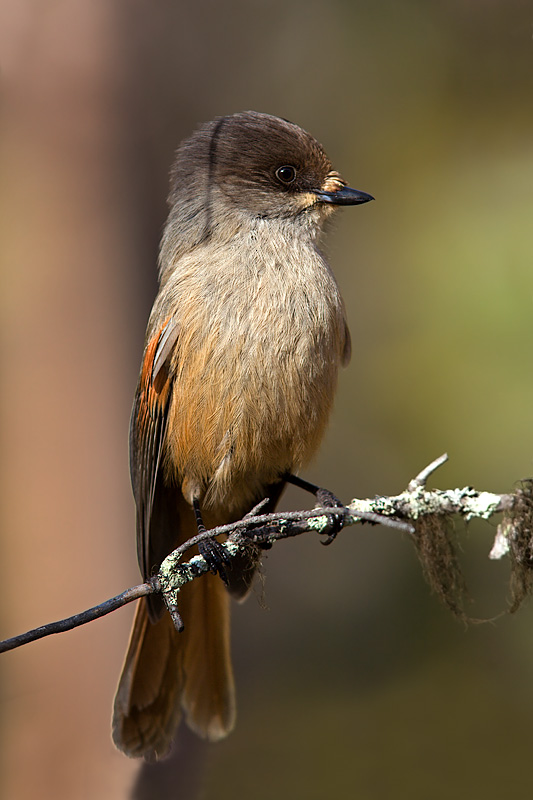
[{"x1": 0, "y1": 583, "x2": 155, "y2": 653}]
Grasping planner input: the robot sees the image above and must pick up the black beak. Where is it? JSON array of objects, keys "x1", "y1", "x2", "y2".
[{"x1": 315, "y1": 186, "x2": 374, "y2": 206}]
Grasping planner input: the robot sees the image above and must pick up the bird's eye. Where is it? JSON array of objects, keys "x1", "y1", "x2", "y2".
[{"x1": 275, "y1": 165, "x2": 297, "y2": 185}]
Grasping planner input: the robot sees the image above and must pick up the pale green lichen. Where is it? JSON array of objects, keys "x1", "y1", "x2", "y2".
[
  {"x1": 350, "y1": 497, "x2": 396, "y2": 518},
  {"x1": 159, "y1": 540, "x2": 243, "y2": 595},
  {"x1": 350, "y1": 487, "x2": 502, "y2": 524},
  {"x1": 307, "y1": 515, "x2": 329, "y2": 532},
  {"x1": 405, "y1": 489, "x2": 444, "y2": 518}
]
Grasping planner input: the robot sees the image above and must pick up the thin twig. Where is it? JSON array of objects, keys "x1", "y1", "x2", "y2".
[
  {"x1": 167, "y1": 504, "x2": 414, "y2": 561},
  {"x1": 408, "y1": 453, "x2": 449, "y2": 491},
  {"x1": 0, "y1": 582, "x2": 155, "y2": 653}
]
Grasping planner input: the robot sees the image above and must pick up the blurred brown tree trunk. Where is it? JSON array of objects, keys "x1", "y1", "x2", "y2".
[{"x1": 0, "y1": 2, "x2": 140, "y2": 797}]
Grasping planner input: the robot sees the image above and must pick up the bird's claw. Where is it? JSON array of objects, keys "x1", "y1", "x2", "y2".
[
  {"x1": 316, "y1": 488, "x2": 345, "y2": 545},
  {"x1": 198, "y1": 536, "x2": 231, "y2": 584}
]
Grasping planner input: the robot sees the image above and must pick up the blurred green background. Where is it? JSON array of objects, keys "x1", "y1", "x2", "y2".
[{"x1": 1, "y1": 1, "x2": 532, "y2": 798}]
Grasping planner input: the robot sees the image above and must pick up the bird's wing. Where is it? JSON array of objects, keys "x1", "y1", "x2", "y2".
[{"x1": 130, "y1": 316, "x2": 180, "y2": 619}]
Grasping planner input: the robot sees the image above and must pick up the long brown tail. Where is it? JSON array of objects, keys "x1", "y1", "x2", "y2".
[{"x1": 112, "y1": 570, "x2": 235, "y2": 760}]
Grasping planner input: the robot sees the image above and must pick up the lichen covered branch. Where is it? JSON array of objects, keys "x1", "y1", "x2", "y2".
[{"x1": 1, "y1": 454, "x2": 532, "y2": 653}]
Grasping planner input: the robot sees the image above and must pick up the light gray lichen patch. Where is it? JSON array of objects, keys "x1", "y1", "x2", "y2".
[
  {"x1": 490, "y1": 521, "x2": 511, "y2": 560},
  {"x1": 453, "y1": 489, "x2": 501, "y2": 521}
]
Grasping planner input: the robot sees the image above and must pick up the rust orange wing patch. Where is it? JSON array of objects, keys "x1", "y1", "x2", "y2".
[{"x1": 130, "y1": 317, "x2": 180, "y2": 619}]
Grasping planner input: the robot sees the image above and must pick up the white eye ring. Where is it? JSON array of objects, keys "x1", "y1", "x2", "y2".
[{"x1": 275, "y1": 165, "x2": 297, "y2": 184}]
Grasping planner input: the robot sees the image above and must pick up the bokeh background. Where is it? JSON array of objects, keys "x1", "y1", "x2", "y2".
[{"x1": 1, "y1": 1, "x2": 532, "y2": 798}]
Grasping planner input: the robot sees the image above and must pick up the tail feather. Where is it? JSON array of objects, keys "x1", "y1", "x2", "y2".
[
  {"x1": 111, "y1": 489, "x2": 281, "y2": 759},
  {"x1": 180, "y1": 572, "x2": 235, "y2": 740},
  {"x1": 112, "y1": 601, "x2": 182, "y2": 760},
  {"x1": 112, "y1": 572, "x2": 234, "y2": 760}
]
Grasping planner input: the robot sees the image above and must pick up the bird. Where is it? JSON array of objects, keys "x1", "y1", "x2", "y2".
[{"x1": 112, "y1": 110, "x2": 373, "y2": 760}]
